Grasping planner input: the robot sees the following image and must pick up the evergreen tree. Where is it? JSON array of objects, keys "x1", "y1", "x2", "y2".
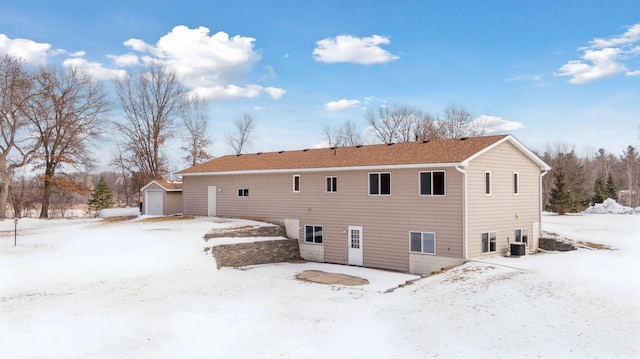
[
  {"x1": 549, "y1": 167, "x2": 571, "y2": 215},
  {"x1": 550, "y1": 151, "x2": 589, "y2": 212},
  {"x1": 87, "y1": 176, "x2": 113, "y2": 212},
  {"x1": 592, "y1": 176, "x2": 607, "y2": 204},
  {"x1": 605, "y1": 172, "x2": 618, "y2": 201}
]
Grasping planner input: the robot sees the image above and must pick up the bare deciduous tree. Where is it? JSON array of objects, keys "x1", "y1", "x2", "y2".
[
  {"x1": 181, "y1": 94, "x2": 213, "y2": 166},
  {"x1": 366, "y1": 105, "x2": 430, "y2": 143},
  {"x1": 226, "y1": 113, "x2": 255, "y2": 155},
  {"x1": 323, "y1": 120, "x2": 364, "y2": 147},
  {"x1": 440, "y1": 104, "x2": 484, "y2": 139},
  {"x1": 0, "y1": 55, "x2": 39, "y2": 219},
  {"x1": 114, "y1": 64, "x2": 186, "y2": 180},
  {"x1": 621, "y1": 145, "x2": 640, "y2": 207},
  {"x1": 25, "y1": 66, "x2": 108, "y2": 218}
]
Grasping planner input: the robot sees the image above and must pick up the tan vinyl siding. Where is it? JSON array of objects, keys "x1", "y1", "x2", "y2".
[
  {"x1": 466, "y1": 141, "x2": 542, "y2": 258},
  {"x1": 164, "y1": 191, "x2": 183, "y2": 215},
  {"x1": 182, "y1": 167, "x2": 464, "y2": 272}
]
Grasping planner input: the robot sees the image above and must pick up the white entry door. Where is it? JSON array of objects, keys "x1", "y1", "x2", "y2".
[
  {"x1": 348, "y1": 226, "x2": 363, "y2": 266},
  {"x1": 146, "y1": 190, "x2": 163, "y2": 215},
  {"x1": 208, "y1": 186, "x2": 217, "y2": 216}
]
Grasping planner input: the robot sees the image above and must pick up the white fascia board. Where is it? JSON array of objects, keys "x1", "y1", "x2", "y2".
[
  {"x1": 180, "y1": 162, "x2": 463, "y2": 177},
  {"x1": 461, "y1": 135, "x2": 551, "y2": 171},
  {"x1": 140, "y1": 181, "x2": 161, "y2": 192},
  {"x1": 140, "y1": 180, "x2": 182, "y2": 192}
]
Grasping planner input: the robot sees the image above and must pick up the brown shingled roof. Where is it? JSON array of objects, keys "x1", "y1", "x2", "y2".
[
  {"x1": 155, "y1": 180, "x2": 183, "y2": 190},
  {"x1": 179, "y1": 135, "x2": 511, "y2": 175}
]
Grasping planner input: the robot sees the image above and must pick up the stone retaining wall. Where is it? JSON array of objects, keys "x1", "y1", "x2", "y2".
[
  {"x1": 210, "y1": 239, "x2": 300, "y2": 269},
  {"x1": 539, "y1": 237, "x2": 577, "y2": 251}
]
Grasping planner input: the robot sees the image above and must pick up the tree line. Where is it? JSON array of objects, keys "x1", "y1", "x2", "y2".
[
  {"x1": 0, "y1": 55, "x2": 257, "y2": 219},
  {"x1": 541, "y1": 144, "x2": 640, "y2": 213}
]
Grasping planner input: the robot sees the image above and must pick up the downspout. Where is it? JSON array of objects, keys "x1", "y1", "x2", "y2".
[
  {"x1": 539, "y1": 170, "x2": 548, "y2": 242},
  {"x1": 455, "y1": 166, "x2": 468, "y2": 260}
]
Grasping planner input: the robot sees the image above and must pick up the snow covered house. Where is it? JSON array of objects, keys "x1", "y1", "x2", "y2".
[
  {"x1": 178, "y1": 135, "x2": 550, "y2": 274},
  {"x1": 140, "y1": 180, "x2": 183, "y2": 216}
]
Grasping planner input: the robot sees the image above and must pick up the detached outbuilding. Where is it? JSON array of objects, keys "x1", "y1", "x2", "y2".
[{"x1": 140, "y1": 180, "x2": 183, "y2": 216}]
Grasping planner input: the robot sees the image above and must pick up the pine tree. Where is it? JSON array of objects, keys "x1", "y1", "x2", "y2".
[
  {"x1": 549, "y1": 167, "x2": 571, "y2": 215},
  {"x1": 592, "y1": 176, "x2": 607, "y2": 204},
  {"x1": 87, "y1": 176, "x2": 113, "y2": 212}
]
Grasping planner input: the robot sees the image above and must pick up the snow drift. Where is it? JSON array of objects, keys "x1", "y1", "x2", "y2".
[{"x1": 582, "y1": 198, "x2": 640, "y2": 214}]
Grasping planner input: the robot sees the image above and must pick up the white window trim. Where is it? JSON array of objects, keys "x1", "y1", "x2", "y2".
[
  {"x1": 368, "y1": 172, "x2": 391, "y2": 196},
  {"x1": 293, "y1": 174, "x2": 300, "y2": 193},
  {"x1": 515, "y1": 228, "x2": 529, "y2": 243},
  {"x1": 304, "y1": 225, "x2": 323, "y2": 244},
  {"x1": 481, "y1": 230, "x2": 498, "y2": 254},
  {"x1": 485, "y1": 171, "x2": 492, "y2": 196},
  {"x1": 326, "y1": 176, "x2": 338, "y2": 193},
  {"x1": 237, "y1": 188, "x2": 249, "y2": 197},
  {"x1": 513, "y1": 172, "x2": 519, "y2": 196},
  {"x1": 418, "y1": 170, "x2": 446, "y2": 196},
  {"x1": 409, "y1": 231, "x2": 436, "y2": 255}
]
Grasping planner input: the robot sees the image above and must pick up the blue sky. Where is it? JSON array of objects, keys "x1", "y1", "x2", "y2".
[{"x1": 1, "y1": 0, "x2": 639, "y2": 168}]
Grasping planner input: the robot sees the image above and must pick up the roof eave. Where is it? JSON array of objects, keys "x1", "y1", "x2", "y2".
[
  {"x1": 462, "y1": 135, "x2": 551, "y2": 171},
  {"x1": 179, "y1": 162, "x2": 464, "y2": 176}
]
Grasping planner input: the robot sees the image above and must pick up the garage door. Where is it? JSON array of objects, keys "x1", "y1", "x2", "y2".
[{"x1": 146, "y1": 190, "x2": 163, "y2": 215}]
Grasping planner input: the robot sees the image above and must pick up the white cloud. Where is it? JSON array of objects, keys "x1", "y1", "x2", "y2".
[
  {"x1": 0, "y1": 34, "x2": 51, "y2": 65},
  {"x1": 121, "y1": 25, "x2": 284, "y2": 101},
  {"x1": 556, "y1": 23, "x2": 640, "y2": 84},
  {"x1": 263, "y1": 87, "x2": 286, "y2": 100},
  {"x1": 123, "y1": 38, "x2": 151, "y2": 52},
  {"x1": 325, "y1": 99, "x2": 361, "y2": 111},
  {"x1": 556, "y1": 48, "x2": 628, "y2": 84},
  {"x1": 472, "y1": 115, "x2": 524, "y2": 133},
  {"x1": 626, "y1": 69, "x2": 640, "y2": 76},
  {"x1": 587, "y1": 23, "x2": 640, "y2": 49},
  {"x1": 506, "y1": 74, "x2": 544, "y2": 87},
  {"x1": 108, "y1": 53, "x2": 139, "y2": 67},
  {"x1": 313, "y1": 34, "x2": 399, "y2": 65},
  {"x1": 62, "y1": 57, "x2": 127, "y2": 80},
  {"x1": 191, "y1": 84, "x2": 285, "y2": 101}
]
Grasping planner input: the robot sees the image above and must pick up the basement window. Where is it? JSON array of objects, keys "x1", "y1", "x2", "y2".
[
  {"x1": 410, "y1": 231, "x2": 436, "y2": 255},
  {"x1": 515, "y1": 229, "x2": 528, "y2": 244},
  {"x1": 304, "y1": 225, "x2": 323, "y2": 244},
  {"x1": 482, "y1": 231, "x2": 497, "y2": 253}
]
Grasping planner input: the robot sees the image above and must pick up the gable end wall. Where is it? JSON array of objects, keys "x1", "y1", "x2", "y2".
[{"x1": 466, "y1": 141, "x2": 542, "y2": 258}]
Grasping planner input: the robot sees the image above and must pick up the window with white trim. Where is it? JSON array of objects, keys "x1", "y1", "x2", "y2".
[
  {"x1": 420, "y1": 171, "x2": 445, "y2": 196},
  {"x1": 304, "y1": 225, "x2": 323, "y2": 244},
  {"x1": 513, "y1": 172, "x2": 519, "y2": 195},
  {"x1": 237, "y1": 188, "x2": 249, "y2": 197},
  {"x1": 326, "y1": 176, "x2": 337, "y2": 193},
  {"x1": 369, "y1": 173, "x2": 391, "y2": 195},
  {"x1": 515, "y1": 229, "x2": 528, "y2": 244},
  {"x1": 293, "y1": 175, "x2": 300, "y2": 192},
  {"x1": 410, "y1": 231, "x2": 436, "y2": 254},
  {"x1": 482, "y1": 231, "x2": 497, "y2": 253},
  {"x1": 485, "y1": 171, "x2": 492, "y2": 195}
]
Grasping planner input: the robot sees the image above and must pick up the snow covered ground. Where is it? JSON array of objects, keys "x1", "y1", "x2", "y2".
[{"x1": 1, "y1": 213, "x2": 638, "y2": 358}]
